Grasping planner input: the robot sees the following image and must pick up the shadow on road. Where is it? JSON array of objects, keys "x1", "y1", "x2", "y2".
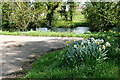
[{"x1": 2, "y1": 38, "x2": 76, "y2": 77}]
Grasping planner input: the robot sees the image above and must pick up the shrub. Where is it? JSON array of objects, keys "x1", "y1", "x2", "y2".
[
  {"x1": 63, "y1": 38, "x2": 111, "y2": 67},
  {"x1": 82, "y1": 2, "x2": 118, "y2": 31},
  {"x1": 72, "y1": 22, "x2": 89, "y2": 27},
  {"x1": 51, "y1": 20, "x2": 89, "y2": 28},
  {"x1": 51, "y1": 20, "x2": 72, "y2": 28}
]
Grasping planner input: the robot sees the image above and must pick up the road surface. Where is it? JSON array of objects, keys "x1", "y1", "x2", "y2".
[{"x1": 0, "y1": 35, "x2": 83, "y2": 78}]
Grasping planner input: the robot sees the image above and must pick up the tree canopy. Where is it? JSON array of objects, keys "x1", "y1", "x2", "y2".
[{"x1": 82, "y1": 2, "x2": 119, "y2": 31}]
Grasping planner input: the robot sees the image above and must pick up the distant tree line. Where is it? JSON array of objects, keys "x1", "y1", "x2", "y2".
[
  {"x1": 1, "y1": 1, "x2": 76, "y2": 31},
  {"x1": 1, "y1": 1, "x2": 119, "y2": 31}
]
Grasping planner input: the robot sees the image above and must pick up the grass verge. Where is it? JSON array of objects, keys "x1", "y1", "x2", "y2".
[
  {"x1": 0, "y1": 31, "x2": 94, "y2": 37},
  {"x1": 0, "y1": 31, "x2": 119, "y2": 37},
  {"x1": 24, "y1": 49, "x2": 119, "y2": 78}
]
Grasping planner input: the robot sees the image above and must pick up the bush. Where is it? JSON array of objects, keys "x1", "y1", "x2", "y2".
[
  {"x1": 83, "y1": 2, "x2": 119, "y2": 31},
  {"x1": 51, "y1": 20, "x2": 89, "y2": 28},
  {"x1": 51, "y1": 20, "x2": 73, "y2": 28},
  {"x1": 63, "y1": 38, "x2": 111, "y2": 67},
  {"x1": 72, "y1": 22, "x2": 89, "y2": 27}
]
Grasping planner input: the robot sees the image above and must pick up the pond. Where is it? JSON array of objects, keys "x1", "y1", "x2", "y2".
[{"x1": 35, "y1": 27, "x2": 90, "y2": 34}]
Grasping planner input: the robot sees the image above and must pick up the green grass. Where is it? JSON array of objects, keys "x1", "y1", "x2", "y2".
[
  {"x1": 0, "y1": 31, "x2": 95, "y2": 37},
  {"x1": 25, "y1": 49, "x2": 119, "y2": 78},
  {"x1": 52, "y1": 12, "x2": 87, "y2": 28},
  {"x1": 57, "y1": 11, "x2": 86, "y2": 22},
  {"x1": 0, "y1": 31, "x2": 120, "y2": 38}
]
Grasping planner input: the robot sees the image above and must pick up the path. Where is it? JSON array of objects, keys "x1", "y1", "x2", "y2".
[{"x1": 0, "y1": 35, "x2": 83, "y2": 78}]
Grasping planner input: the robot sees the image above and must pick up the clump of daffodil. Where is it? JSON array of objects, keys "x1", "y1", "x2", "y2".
[
  {"x1": 65, "y1": 41, "x2": 70, "y2": 44},
  {"x1": 64, "y1": 37, "x2": 111, "y2": 66},
  {"x1": 105, "y1": 42, "x2": 111, "y2": 47}
]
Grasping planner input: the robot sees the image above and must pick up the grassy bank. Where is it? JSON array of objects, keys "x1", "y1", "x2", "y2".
[
  {"x1": 25, "y1": 50, "x2": 119, "y2": 78},
  {"x1": 23, "y1": 31, "x2": 120, "y2": 78}
]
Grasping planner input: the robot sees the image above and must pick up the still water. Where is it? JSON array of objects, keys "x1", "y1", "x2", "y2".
[{"x1": 35, "y1": 27, "x2": 90, "y2": 34}]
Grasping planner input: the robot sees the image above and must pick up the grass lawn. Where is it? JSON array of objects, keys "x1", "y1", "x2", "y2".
[
  {"x1": 25, "y1": 49, "x2": 119, "y2": 78},
  {"x1": 52, "y1": 13, "x2": 87, "y2": 28},
  {"x1": 0, "y1": 31, "x2": 119, "y2": 38},
  {"x1": 0, "y1": 31, "x2": 95, "y2": 37}
]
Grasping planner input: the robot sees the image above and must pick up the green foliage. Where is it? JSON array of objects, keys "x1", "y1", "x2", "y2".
[
  {"x1": 27, "y1": 20, "x2": 48, "y2": 30},
  {"x1": 2, "y1": 2, "x2": 45, "y2": 30},
  {"x1": 83, "y1": 2, "x2": 119, "y2": 31},
  {"x1": 59, "y1": 2, "x2": 76, "y2": 21},
  {"x1": 84, "y1": 31, "x2": 91, "y2": 34},
  {"x1": 51, "y1": 20, "x2": 88, "y2": 28},
  {"x1": 51, "y1": 20, "x2": 73, "y2": 28},
  {"x1": 73, "y1": 15, "x2": 86, "y2": 22},
  {"x1": 63, "y1": 38, "x2": 110, "y2": 67},
  {"x1": 73, "y1": 22, "x2": 89, "y2": 27},
  {"x1": 2, "y1": 2, "x2": 87, "y2": 31},
  {"x1": 45, "y1": 2, "x2": 60, "y2": 26},
  {"x1": 93, "y1": 30, "x2": 120, "y2": 57}
]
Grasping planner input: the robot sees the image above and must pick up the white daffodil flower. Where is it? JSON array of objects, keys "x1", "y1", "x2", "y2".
[
  {"x1": 74, "y1": 45, "x2": 77, "y2": 48},
  {"x1": 91, "y1": 37, "x2": 95, "y2": 41},
  {"x1": 102, "y1": 45, "x2": 106, "y2": 50},
  {"x1": 106, "y1": 42, "x2": 111, "y2": 47},
  {"x1": 81, "y1": 41, "x2": 84, "y2": 45}
]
